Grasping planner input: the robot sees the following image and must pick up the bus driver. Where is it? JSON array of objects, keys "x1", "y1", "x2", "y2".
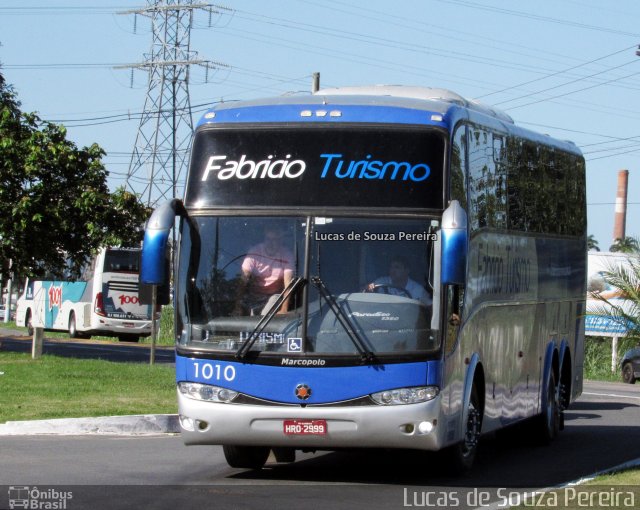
[
  {"x1": 234, "y1": 223, "x2": 294, "y2": 316},
  {"x1": 366, "y1": 256, "x2": 432, "y2": 306}
]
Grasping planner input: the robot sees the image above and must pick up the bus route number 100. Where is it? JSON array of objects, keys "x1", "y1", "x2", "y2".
[{"x1": 193, "y1": 362, "x2": 236, "y2": 382}]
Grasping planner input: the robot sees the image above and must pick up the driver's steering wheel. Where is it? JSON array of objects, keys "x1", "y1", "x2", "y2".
[{"x1": 365, "y1": 283, "x2": 412, "y2": 299}]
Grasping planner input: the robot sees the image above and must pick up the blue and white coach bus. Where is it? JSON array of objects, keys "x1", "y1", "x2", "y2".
[{"x1": 141, "y1": 86, "x2": 586, "y2": 471}]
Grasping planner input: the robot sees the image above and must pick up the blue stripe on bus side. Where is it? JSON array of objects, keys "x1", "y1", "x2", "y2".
[
  {"x1": 197, "y1": 105, "x2": 448, "y2": 128},
  {"x1": 176, "y1": 354, "x2": 441, "y2": 405}
]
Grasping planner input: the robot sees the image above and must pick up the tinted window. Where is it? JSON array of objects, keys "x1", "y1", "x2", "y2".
[
  {"x1": 465, "y1": 124, "x2": 585, "y2": 237},
  {"x1": 103, "y1": 250, "x2": 139, "y2": 273}
]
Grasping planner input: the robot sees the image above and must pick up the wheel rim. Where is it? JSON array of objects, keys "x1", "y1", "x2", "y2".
[
  {"x1": 462, "y1": 401, "x2": 481, "y2": 458},
  {"x1": 623, "y1": 364, "x2": 633, "y2": 383}
]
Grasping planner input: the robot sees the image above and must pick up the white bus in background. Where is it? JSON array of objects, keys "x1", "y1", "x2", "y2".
[{"x1": 16, "y1": 247, "x2": 153, "y2": 342}]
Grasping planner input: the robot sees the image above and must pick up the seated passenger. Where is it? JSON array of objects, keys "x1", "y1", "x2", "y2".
[{"x1": 366, "y1": 256, "x2": 432, "y2": 306}]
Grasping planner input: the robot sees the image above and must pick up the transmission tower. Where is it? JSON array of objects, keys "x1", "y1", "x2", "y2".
[{"x1": 119, "y1": 1, "x2": 220, "y2": 207}]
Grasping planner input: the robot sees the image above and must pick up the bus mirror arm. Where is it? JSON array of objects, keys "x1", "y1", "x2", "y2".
[
  {"x1": 141, "y1": 199, "x2": 187, "y2": 285},
  {"x1": 441, "y1": 200, "x2": 468, "y2": 286}
]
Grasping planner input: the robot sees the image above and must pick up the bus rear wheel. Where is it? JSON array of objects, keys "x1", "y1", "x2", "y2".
[
  {"x1": 535, "y1": 371, "x2": 560, "y2": 444},
  {"x1": 68, "y1": 312, "x2": 90, "y2": 339},
  {"x1": 222, "y1": 445, "x2": 270, "y2": 469}
]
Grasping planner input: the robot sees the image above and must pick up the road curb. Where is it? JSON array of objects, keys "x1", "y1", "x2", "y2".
[{"x1": 0, "y1": 414, "x2": 180, "y2": 436}]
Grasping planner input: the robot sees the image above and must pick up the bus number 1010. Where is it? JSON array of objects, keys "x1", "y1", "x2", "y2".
[{"x1": 193, "y1": 362, "x2": 236, "y2": 382}]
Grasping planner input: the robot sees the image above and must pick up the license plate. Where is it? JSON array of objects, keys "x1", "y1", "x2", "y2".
[
  {"x1": 123, "y1": 322, "x2": 134, "y2": 328},
  {"x1": 283, "y1": 419, "x2": 327, "y2": 435}
]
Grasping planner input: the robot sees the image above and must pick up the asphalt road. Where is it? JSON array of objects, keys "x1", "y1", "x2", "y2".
[
  {"x1": 0, "y1": 333, "x2": 175, "y2": 363},
  {"x1": 1, "y1": 381, "x2": 639, "y2": 510}
]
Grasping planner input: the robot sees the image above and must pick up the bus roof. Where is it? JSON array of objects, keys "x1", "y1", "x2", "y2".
[
  {"x1": 198, "y1": 85, "x2": 581, "y2": 155},
  {"x1": 315, "y1": 85, "x2": 515, "y2": 124},
  {"x1": 201, "y1": 85, "x2": 511, "y2": 121}
]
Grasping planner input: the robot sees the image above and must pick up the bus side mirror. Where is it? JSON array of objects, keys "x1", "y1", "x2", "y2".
[
  {"x1": 441, "y1": 200, "x2": 468, "y2": 286},
  {"x1": 141, "y1": 199, "x2": 186, "y2": 289}
]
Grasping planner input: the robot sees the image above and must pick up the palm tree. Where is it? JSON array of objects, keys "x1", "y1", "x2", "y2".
[
  {"x1": 589, "y1": 253, "x2": 640, "y2": 340},
  {"x1": 587, "y1": 235, "x2": 600, "y2": 251},
  {"x1": 610, "y1": 237, "x2": 639, "y2": 253}
]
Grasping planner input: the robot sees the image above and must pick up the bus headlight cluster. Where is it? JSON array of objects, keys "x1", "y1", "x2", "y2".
[
  {"x1": 370, "y1": 386, "x2": 439, "y2": 405},
  {"x1": 178, "y1": 382, "x2": 238, "y2": 403}
]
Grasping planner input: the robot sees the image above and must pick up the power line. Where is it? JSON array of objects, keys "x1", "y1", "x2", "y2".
[
  {"x1": 476, "y1": 45, "x2": 638, "y2": 100},
  {"x1": 494, "y1": 59, "x2": 640, "y2": 107},
  {"x1": 503, "y1": 69, "x2": 640, "y2": 111},
  {"x1": 433, "y1": 0, "x2": 640, "y2": 38}
]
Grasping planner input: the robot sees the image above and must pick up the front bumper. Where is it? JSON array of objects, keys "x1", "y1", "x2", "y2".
[
  {"x1": 178, "y1": 390, "x2": 445, "y2": 450},
  {"x1": 91, "y1": 317, "x2": 153, "y2": 335}
]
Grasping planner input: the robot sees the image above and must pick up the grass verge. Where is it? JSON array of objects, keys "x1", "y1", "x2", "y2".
[
  {"x1": 584, "y1": 336, "x2": 637, "y2": 383},
  {"x1": 513, "y1": 469, "x2": 640, "y2": 509},
  {"x1": 0, "y1": 352, "x2": 176, "y2": 423}
]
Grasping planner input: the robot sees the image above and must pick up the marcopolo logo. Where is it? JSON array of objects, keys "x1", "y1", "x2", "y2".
[{"x1": 201, "y1": 153, "x2": 432, "y2": 183}]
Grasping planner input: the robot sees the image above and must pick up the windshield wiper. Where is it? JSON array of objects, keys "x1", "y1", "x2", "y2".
[
  {"x1": 235, "y1": 276, "x2": 306, "y2": 359},
  {"x1": 310, "y1": 276, "x2": 375, "y2": 363}
]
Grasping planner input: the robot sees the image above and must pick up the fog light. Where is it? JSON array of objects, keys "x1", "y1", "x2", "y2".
[
  {"x1": 179, "y1": 415, "x2": 195, "y2": 432},
  {"x1": 418, "y1": 421, "x2": 434, "y2": 434}
]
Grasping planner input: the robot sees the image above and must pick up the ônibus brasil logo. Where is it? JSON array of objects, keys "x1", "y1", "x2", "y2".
[{"x1": 201, "y1": 153, "x2": 431, "y2": 182}]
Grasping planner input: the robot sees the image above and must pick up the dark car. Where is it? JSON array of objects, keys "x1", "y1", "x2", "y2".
[{"x1": 621, "y1": 347, "x2": 640, "y2": 384}]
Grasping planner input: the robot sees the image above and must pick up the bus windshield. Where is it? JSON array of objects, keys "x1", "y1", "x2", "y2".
[
  {"x1": 176, "y1": 216, "x2": 440, "y2": 357},
  {"x1": 103, "y1": 249, "x2": 140, "y2": 274}
]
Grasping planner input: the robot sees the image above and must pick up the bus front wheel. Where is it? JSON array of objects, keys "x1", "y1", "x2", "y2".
[
  {"x1": 445, "y1": 385, "x2": 482, "y2": 473},
  {"x1": 222, "y1": 445, "x2": 270, "y2": 469}
]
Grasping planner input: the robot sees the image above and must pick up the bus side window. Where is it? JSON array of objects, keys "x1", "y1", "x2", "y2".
[
  {"x1": 451, "y1": 125, "x2": 467, "y2": 208},
  {"x1": 445, "y1": 285, "x2": 464, "y2": 355}
]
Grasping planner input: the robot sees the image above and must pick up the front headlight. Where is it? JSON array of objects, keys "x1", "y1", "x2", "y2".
[
  {"x1": 370, "y1": 386, "x2": 439, "y2": 405},
  {"x1": 178, "y1": 382, "x2": 238, "y2": 403}
]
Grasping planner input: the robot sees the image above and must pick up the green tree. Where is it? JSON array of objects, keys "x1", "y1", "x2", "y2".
[
  {"x1": 589, "y1": 254, "x2": 640, "y2": 340},
  {"x1": 610, "y1": 237, "x2": 639, "y2": 253},
  {"x1": 0, "y1": 71, "x2": 150, "y2": 278},
  {"x1": 588, "y1": 234, "x2": 600, "y2": 251}
]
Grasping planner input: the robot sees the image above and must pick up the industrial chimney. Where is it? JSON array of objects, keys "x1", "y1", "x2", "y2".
[{"x1": 613, "y1": 169, "x2": 629, "y2": 242}]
